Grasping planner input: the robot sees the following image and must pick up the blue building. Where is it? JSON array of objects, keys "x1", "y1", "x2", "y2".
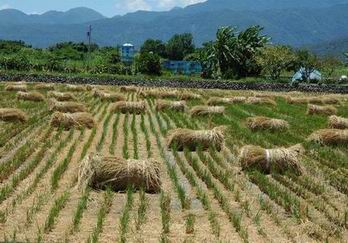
[
  {"x1": 121, "y1": 43, "x2": 135, "y2": 63},
  {"x1": 163, "y1": 60, "x2": 202, "y2": 75}
]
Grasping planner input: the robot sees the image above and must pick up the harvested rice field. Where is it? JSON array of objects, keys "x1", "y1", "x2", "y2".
[{"x1": 0, "y1": 81, "x2": 348, "y2": 243}]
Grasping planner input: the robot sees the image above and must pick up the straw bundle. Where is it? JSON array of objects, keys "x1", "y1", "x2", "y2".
[
  {"x1": 66, "y1": 84, "x2": 86, "y2": 92},
  {"x1": 0, "y1": 108, "x2": 28, "y2": 123},
  {"x1": 120, "y1": 86, "x2": 138, "y2": 92},
  {"x1": 207, "y1": 97, "x2": 246, "y2": 105},
  {"x1": 322, "y1": 96, "x2": 341, "y2": 105},
  {"x1": 328, "y1": 116, "x2": 348, "y2": 129},
  {"x1": 85, "y1": 84, "x2": 93, "y2": 91},
  {"x1": 239, "y1": 144, "x2": 304, "y2": 175},
  {"x1": 246, "y1": 97, "x2": 276, "y2": 106},
  {"x1": 307, "y1": 97, "x2": 324, "y2": 105},
  {"x1": 34, "y1": 83, "x2": 55, "y2": 90},
  {"x1": 5, "y1": 84, "x2": 27, "y2": 92},
  {"x1": 93, "y1": 90, "x2": 125, "y2": 102},
  {"x1": 77, "y1": 154, "x2": 161, "y2": 193},
  {"x1": 286, "y1": 97, "x2": 308, "y2": 104},
  {"x1": 140, "y1": 90, "x2": 178, "y2": 99},
  {"x1": 47, "y1": 91, "x2": 76, "y2": 101},
  {"x1": 190, "y1": 106, "x2": 225, "y2": 117},
  {"x1": 50, "y1": 112, "x2": 95, "y2": 129},
  {"x1": 167, "y1": 126, "x2": 225, "y2": 151},
  {"x1": 16, "y1": 91, "x2": 45, "y2": 102},
  {"x1": 48, "y1": 99, "x2": 86, "y2": 113},
  {"x1": 179, "y1": 93, "x2": 202, "y2": 100},
  {"x1": 307, "y1": 104, "x2": 337, "y2": 116},
  {"x1": 156, "y1": 100, "x2": 186, "y2": 112},
  {"x1": 113, "y1": 101, "x2": 146, "y2": 114},
  {"x1": 307, "y1": 129, "x2": 348, "y2": 145},
  {"x1": 246, "y1": 116, "x2": 289, "y2": 131}
]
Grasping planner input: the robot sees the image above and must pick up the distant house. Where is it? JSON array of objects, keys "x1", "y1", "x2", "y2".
[
  {"x1": 163, "y1": 60, "x2": 202, "y2": 75},
  {"x1": 121, "y1": 43, "x2": 135, "y2": 63}
]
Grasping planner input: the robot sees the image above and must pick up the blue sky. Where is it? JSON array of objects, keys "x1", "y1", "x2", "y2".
[{"x1": 0, "y1": 0, "x2": 206, "y2": 17}]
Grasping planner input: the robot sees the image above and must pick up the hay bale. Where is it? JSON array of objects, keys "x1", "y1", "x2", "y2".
[
  {"x1": 50, "y1": 112, "x2": 95, "y2": 129},
  {"x1": 0, "y1": 108, "x2": 28, "y2": 123},
  {"x1": 207, "y1": 97, "x2": 246, "y2": 105},
  {"x1": 140, "y1": 90, "x2": 178, "y2": 99},
  {"x1": 307, "y1": 104, "x2": 337, "y2": 116},
  {"x1": 246, "y1": 116, "x2": 289, "y2": 131},
  {"x1": 246, "y1": 97, "x2": 276, "y2": 106},
  {"x1": 239, "y1": 144, "x2": 304, "y2": 175},
  {"x1": 47, "y1": 91, "x2": 76, "y2": 101},
  {"x1": 77, "y1": 154, "x2": 161, "y2": 193},
  {"x1": 179, "y1": 93, "x2": 202, "y2": 100},
  {"x1": 322, "y1": 96, "x2": 341, "y2": 105},
  {"x1": 167, "y1": 127, "x2": 225, "y2": 151},
  {"x1": 93, "y1": 90, "x2": 125, "y2": 102},
  {"x1": 328, "y1": 116, "x2": 348, "y2": 129},
  {"x1": 5, "y1": 84, "x2": 27, "y2": 92},
  {"x1": 66, "y1": 84, "x2": 86, "y2": 92},
  {"x1": 48, "y1": 99, "x2": 86, "y2": 113},
  {"x1": 285, "y1": 97, "x2": 308, "y2": 104},
  {"x1": 307, "y1": 129, "x2": 348, "y2": 145},
  {"x1": 16, "y1": 91, "x2": 45, "y2": 102},
  {"x1": 120, "y1": 86, "x2": 138, "y2": 92},
  {"x1": 34, "y1": 83, "x2": 55, "y2": 90},
  {"x1": 156, "y1": 100, "x2": 186, "y2": 112},
  {"x1": 85, "y1": 84, "x2": 93, "y2": 91},
  {"x1": 190, "y1": 106, "x2": 225, "y2": 117},
  {"x1": 307, "y1": 97, "x2": 324, "y2": 105},
  {"x1": 113, "y1": 101, "x2": 146, "y2": 114}
]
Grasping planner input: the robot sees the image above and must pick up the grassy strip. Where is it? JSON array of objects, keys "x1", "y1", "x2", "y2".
[
  {"x1": 109, "y1": 113, "x2": 121, "y2": 155},
  {"x1": 96, "y1": 112, "x2": 113, "y2": 152},
  {"x1": 44, "y1": 191, "x2": 70, "y2": 233},
  {"x1": 131, "y1": 113, "x2": 139, "y2": 159},
  {"x1": 160, "y1": 191, "x2": 171, "y2": 235},
  {"x1": 140, "y1": 113, "x2": 152, "y2": 158},
  {"x1": 136, "y1": 188, "x2": 148, "y2": 230},
  {"x1": 122, "y1": 113, "x2": 129, "y2": 159},
  {"x1": 71, "y1": 189, "x2": 90, "y2": 232},
  {"x1": 119, "y1": 187, "x2": 134, "y2": 243}
]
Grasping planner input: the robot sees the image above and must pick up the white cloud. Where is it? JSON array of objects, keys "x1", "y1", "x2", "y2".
[
  {"x1": 0, "y1": 3, "x2": 11, "y2": 10},
  {"x1": 114, "y1": 0, "x2": 151, "y2": 14}
]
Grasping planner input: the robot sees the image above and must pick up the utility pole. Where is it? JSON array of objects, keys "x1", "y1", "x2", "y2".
[{"x1": 87, "y1": 25, "x2": 92, "y2": 71}]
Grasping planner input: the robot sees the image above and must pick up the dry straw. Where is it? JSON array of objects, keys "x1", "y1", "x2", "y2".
[
  {"x1": 66, "y1": 84, "x2": 86, "y2": 92},
  {"x1": 179, "y1": 92, "x2": 202, "y2": 100},
  {"x1": 113, "y1": 101, "x2": 146, "y2": 114},
  {"x1": 167, "y1": 126, "x2": 225, "y2": 151},
  {"x1": 5, "y1": 84, "x2": 28, "y2": 92},
  {"x1": 246, "y1": 97, "x2": 276, "y2": 106},
  {"x1": 0, "y1": 108, "x2": 28, "y2": 123},
  {"x1": 190, "y1": 106, "x2": 225, "y2": 117},
  {"x1": 286, "y1": 97, "x2": 308, "y2": 104},
  {"x1": 48, "y1": 99, "x2": 86, "y2": 113},
  {"x1": 120, "y1": 86, "x2": 138, "y2": 92},
  {"x1": 16, "y1": 91, "x2": 45, "y2": 102},
  {"x1": 156, "y1": 100, "x2": 186, "y2": 112},
  {"x1": 93, "y1": 90, "x2": 125, "y2": 102},
  {"x1": 140, "y1": 90, "x2": 178, "y2": 99},
  {"x1": 34, "y1": 83, "x2": 55, "y2": 90},
  {"x1": 328, "y1": 116, "x2": 348, "y2": 129},
  {"x1": 307, "y1": 104, "x2": 337, "y2": 116},
  {"x1": 47, "y1": 91, "x2": 76, "y2": 101},
  {"x1": 50, "y1": 112, "x2": 95, "y2": 129},
  {"x1": 207, "y1": 97, "x2": 247, "y2": 105},
  {"x1": 307, "y1": 129, "x2": 348, "y2": 145},
  {"x1": 85, "y1": 84, "x2": 93, "y2": 91},
  {"x1": 246, "y1": 116, "x2": 289, "y2": 131},
  {"x1": 77, "y1": 154, "x2": 161, "y2": 193},
  {"x1": 239, "y1": 144, "x2": 304, "y2": 175}
]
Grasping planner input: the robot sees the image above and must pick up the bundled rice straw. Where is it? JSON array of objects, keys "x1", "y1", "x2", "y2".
[
  {"x1": 328, "y1": 116, "x2": 348, "y2": 129},
  {"x1": 156, "y1": 100, "x2": 186, "y2": 112},
  {"x1": 77, "y1": 154, "x2": 161, "y2": 193},
  {"x1": 16, "y1": 91, "x2": 45, "y2": 102},
  {"x1": 0, "y1": 108, "x2": 28, "y2": 123},
  {"x1": 307, "y1": 129, "x2": 348, "y2": 145},
  {"x1": 190, "y1": 106, "x2": 225, "y2": 117},
  {"x1": 140, "y1": 90, "x2": 178, "y2": 99},
  {"x1": 48, "y1": 99, "x2": 86, "y2": 113},
  {"x1": 47, "y1": 91, "x2": 76, "y2": 101},
  {"x1": 167, "y1": 126, "x2": 225, "y2": 151},
  {"x1": 5, "y1": 84, "x2": 27, "y2": 92},
  {"x1": 246, "y1": 116, "x2": 289, "y2": 131},
  {"x1": 113, "y1": 101, "x2": 146, "y2": 114},
  {"x1": 34, "y1": 83, "x2": 55, "y2": 90},
  {"x1": 286, "y1": 97, "x2": 308, "y2": 104},
  {"x1": 307, "y1": 97, "x2": 324, "y2": 105},
  {"x1": 239, "y1": 144, "x2": 304, "y2": 175},
  {"x1": 179, "y1": 93, "x2": 202, "y2": 100},
  {"x1": 66, "y1": 84, "x2": 86, "y2": 92},
  {"x1": 50, "y1": 112, "x2": 95, "y2": 129},
  {"x1": 322, "y1": 96, "x2": 341, "y2": 105},
  {"x1": 120, "y1": 86, "x2": 138, "y2": 92},
  {"x1": 85, "y1": 84, "x2": 93, "y2": 91},
  {"x1": 93, "y1": 90, "x2": 125, "y2": 102},
  {"x1": 246, "y1": 97, "x2": 276, "y2": 106},
  {"x1": 307, "y1": 104, "x2": 337, "y2": 116},
  {"x1": 207, "y1": 97, "x2": 246, "y2": 105}
]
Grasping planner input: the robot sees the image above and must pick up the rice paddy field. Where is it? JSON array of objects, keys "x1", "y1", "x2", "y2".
[{"x1": 0, "y1": 81, "x2": 348, "y2": 243}]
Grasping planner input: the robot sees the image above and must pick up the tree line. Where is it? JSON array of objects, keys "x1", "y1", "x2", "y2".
[{"x1": 0, "y1": 26, "x2": 346, "y2": 81}]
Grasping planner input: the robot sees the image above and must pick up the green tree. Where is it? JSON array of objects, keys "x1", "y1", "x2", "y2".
[
  {"x1": 166, "y1": 33, "x2": 195, "y2": 60},
  {"x1": 135, "y1": 52, "x2": 161, "y2": 75},
  {"x1": 257, "y1": 45, "x2": 296, "y2": 80},
  {"x1": 140, "y1": 39, "x2": 166, "y2": 58},
  {"x1": 319, "y1": 56, "x2": 343, "y2": 77}
]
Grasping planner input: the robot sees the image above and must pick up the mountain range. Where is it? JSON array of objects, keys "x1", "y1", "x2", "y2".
[{"x1": 0, "y1": 0, "x2": 347, "y2": 56}]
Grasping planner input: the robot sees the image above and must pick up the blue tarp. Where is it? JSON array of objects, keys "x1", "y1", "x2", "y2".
[{"x1": 292, "y1": 67, "x2": 322, "y2": 82}]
